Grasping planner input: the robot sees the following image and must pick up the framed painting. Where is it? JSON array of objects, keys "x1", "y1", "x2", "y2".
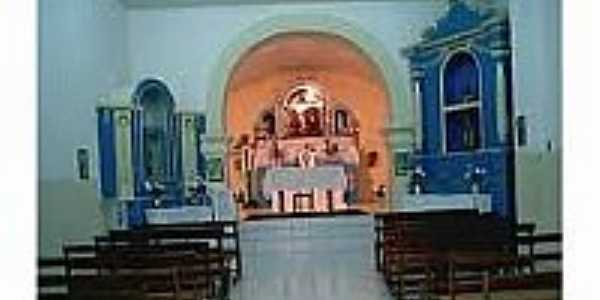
[
  {"x1": 394, "y1": 150, "x2": 410, "y2": 177},
  {"x1": 206, "y1": 157, "x2": 224, "y2": 182}
]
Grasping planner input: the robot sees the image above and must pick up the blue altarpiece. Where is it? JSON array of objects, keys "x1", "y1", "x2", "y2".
[
  {"x1": 97, "y1": 79, "x2": 207, "y2": 228},
  {"x1": 403, "y1": 2, "x2": 515, "y2": 219}
]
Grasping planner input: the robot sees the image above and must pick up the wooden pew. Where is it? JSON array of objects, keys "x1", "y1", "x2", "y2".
[
  {"x1": 50, "y1": 223, "x2": 235, "y2": 300},
  {"x1": 517, "y1": 232, "x2": 562, "y2": 274},
  {"x1": 446, "y1": 231, "x2": 562, "y2": 299},
  {"x1": 513, "y1": 231, "x2": 563, "y2": 292},
  {"x1": 96, "y1": 229, "x2": 231, "y2": 298},
  {"x1": 374, "y1": 209, "x2": 479, "y2": 271},
  {"x1": 513, "y1": 223, "x2": 537, "y2": 273},
  {"x1": 382, "y1": 232, "x2": 444, "y2": 299},
  {"x1": 376, "y1": 210, "x2": 483, "y2": 298},
  {"x1": 444, "y1": 215, "x2": 519, "y2": 300},
  {"x1": 375, "y1": 211, "x2": 538, "y2": 299},
  {"x1": 144, "y1": 220, "x2": 243, "y2": 280},
  {"x1": 38, "y1": 257, "x2": 69, "y2": 300},
  {"x1": 38, "y1": 252, "x2": 194, "y2": 300},
  {"x1": 66, "y1": 251, "x2": 207, "y2": 300}
]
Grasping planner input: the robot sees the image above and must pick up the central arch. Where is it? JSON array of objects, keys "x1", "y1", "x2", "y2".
[
  {"x1": 226, "y1": 32, "x2": 391, "y2": 208},
  {"x1": 204, "y1": 13, "x2": 412, "y2": 211}
]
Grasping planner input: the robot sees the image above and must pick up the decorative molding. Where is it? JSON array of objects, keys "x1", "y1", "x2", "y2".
[
  {"x1": 489, "y1": 48, "x2": 510, "y2": 59},
  {"x1": 383, "y1": 126, "x2": 415, "y2": 150},
  {"x1": 201, "y1": 135, "x2": 232, "y2": 156},
  {"x1": 381, "y1": 126, "x2": 414, "y2": 135},
  {"x1": 408, "y1": 51, "x2": 446, "y2": 70},
  {"x1": 96, "y1": 104, "x2": 132, "y2": 111},
  {"x1": 174, "y1": 106, "x2": 205, "y2": 114},
  {"x1": 402, "y1": 1, "x2": 508, "y2": 59},
  {"x1": 423, "y1": 1, "x2": 489, "y2": 41},
  {"x1": 202, "y1": 135, "x2": 233, "y2": 144},
  {"x1": 409, "y1": 68, "x2": 425, "y2": 80}
]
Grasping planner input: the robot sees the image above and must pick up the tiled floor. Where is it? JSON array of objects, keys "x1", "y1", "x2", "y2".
[{"x1": 230, "y1": 215, "x2": 394, "y2": 300}]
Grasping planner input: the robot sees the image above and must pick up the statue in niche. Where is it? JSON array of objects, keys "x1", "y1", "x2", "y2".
[
  {"x1": 287, "y1": 110, "x2": 302, "y2": 137},
  {"x1": 298, "y1": 145, "x2": 318, "y2": 169},
  {"x1": 263, "y1": 112, "x2": 276, "y2": 135},
  {"x1": 335, "y1": 109, "x2": 348, "y2": 134},
  {"x1": 303, "y1": 107, "x2": 322, "y2": 136}
]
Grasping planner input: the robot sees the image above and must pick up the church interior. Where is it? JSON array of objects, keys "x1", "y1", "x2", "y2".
[{"x1": 38, "y1": 0, "x2": 562, "y2": 299}]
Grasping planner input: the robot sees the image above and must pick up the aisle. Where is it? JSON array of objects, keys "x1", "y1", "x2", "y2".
[{"x1": 230, "y1": 215, "x2": 394, "y2": 300}]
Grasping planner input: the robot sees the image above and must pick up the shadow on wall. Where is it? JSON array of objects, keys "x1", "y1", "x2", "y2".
[
  {"x1": 516, "y1": 150, "x2": 561, "y2": 232},
  {"x1": 38, "y1": 179, "x2": 105, "y2": 256}
]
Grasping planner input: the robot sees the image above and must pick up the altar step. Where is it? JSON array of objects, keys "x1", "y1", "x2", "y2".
[{"x1": 242, "y1": 208, "x2": 367, "y2": 221}]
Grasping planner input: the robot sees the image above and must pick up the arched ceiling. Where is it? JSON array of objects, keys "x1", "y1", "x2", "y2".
[{"x1": 227, "y1": 32, "x2": 386, "y2": 93}]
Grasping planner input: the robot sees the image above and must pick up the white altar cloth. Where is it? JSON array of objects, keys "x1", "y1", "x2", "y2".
[{"x1": 263, "y1": 166, "x2": 346, "y2": 192}]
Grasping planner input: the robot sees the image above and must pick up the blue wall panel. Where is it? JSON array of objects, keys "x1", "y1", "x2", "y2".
[
  {"x1": 196, "y1": 113, "x2": 207, "y2": 179},
  {"x1": 421, "y1": 66, "x2": 442, "y2": 155},
  {"x1": 416, "y1": 151, "x2": 512, "y2": 217},
  {"x1": 406, "y1": 2, "x2": 515, "y2": 220},
  {"x1": 131, "y1": 108, "x2": 146, "y2": 198},
  {"x1": 97, "y1": 108, "x2": 117, "y2": 198}
]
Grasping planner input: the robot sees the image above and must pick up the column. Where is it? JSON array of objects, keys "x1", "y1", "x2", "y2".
[
  {"x1": 492, "y1": 50, "x2": 510, "y2": 144},
  {"x1": 114, "y1": 107, "x2": 134, "y2": 200},
  {"x1": 180, "y1": 112, "x2": 198, "y2": 198},
  {"x1": 410, "y1": 69, "x2": 425, "y2": 151}
]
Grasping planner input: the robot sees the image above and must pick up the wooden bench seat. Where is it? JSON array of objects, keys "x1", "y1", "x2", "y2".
[
  {"x1": 39, "y1": 223, "x2": 234, "y2": 300},
  {"x1": 374, "y1": 210, "x2": 557, "y2": 300},
  {"x1": 39, "y1": 253, "x2": 194, "y2": 300},
  {"x1": 143, "y1": 220, "x2": 243, "y2": 279},
  {"x1": 38, "y1": 257, "x2": 69, "y2": 300}
]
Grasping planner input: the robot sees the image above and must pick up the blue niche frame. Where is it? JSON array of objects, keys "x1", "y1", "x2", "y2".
[
  {"x1": 129, "y1": 78, "x2": 180, "y2": 227},
  {"x1": 403, "y1": 1, "x2": 515, "y2": 220}
]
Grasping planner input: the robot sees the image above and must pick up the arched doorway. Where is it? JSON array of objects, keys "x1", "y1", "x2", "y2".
[{"x1": 224, "y1": 32, "x2": 392, "y2": 213}]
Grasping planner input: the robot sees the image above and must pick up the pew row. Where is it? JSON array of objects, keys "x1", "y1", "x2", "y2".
[
  {"x1": 38, "y1": 220, "x2": 240, "y2": 300},
  {"x1": 374, "y1": 210, "x2": 562, "y2": 300}
]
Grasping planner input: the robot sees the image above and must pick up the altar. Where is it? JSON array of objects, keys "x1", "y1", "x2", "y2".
[{"x1": 263, "y1": 166, "x2": 348, "y2": 213}]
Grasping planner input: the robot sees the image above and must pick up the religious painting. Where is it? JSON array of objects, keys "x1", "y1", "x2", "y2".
[
  {"x1": 196, "y1": 113, "x2": 207, "y2": 135},
  {"x1": 206, "y1": 157, "x2": 224, "y2": 182},
  {"x1": 517, "y1": 115, "x2": 527, "y2": 146},
  {"x1": 282, "y1": 83, "x2": 325, "y2": 137},
  {"x1": 75, "y1": 147, "x2": 91, "y2": 181},
  {"x1": 394, "y1": 150, "x2": 410, "y2": 177}
]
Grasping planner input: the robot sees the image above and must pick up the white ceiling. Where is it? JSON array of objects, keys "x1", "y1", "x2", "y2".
[{"x1": 120, "y1": 0, "x2": 433, "y2": 9}]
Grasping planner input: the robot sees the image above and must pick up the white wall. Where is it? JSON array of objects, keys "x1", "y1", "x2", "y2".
[
  {"x1": 40, "y1": 0, "x2": 129, "y2": 179},
  {"x1": 125, "y1": 1, "x2": 446, "y2": 112},
  {"x1": 510, "y1": 0, "x2": 561, "y2": 151},
  {"x1": 510, "y1": 0, "x2": 562, "y2": 232},
  {"x1": 39, "y1": 0, "x2": 129, "y2": 254}
]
